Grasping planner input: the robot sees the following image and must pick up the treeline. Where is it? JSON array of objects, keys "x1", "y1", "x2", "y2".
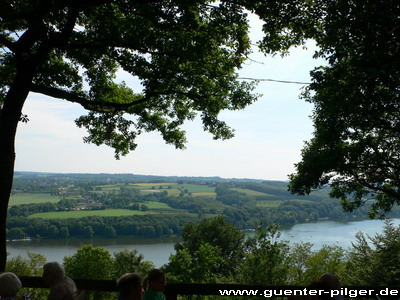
[
  {"x1": 6, "y1": 215, "x2": 197, "y2": 240},
  {"x1": 13, "y1": 171, "x2": 262, "y2": 190}
]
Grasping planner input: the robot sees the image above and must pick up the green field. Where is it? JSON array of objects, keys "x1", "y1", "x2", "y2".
[
  {"x1": 29, "y1": 209, "x2": 154, "y2": 219},
  {"x1": 287, "y1": 199, "x2": 315, "y2": 204},
  {"x1": 93, "y1": 183, "x2": 138, "y2": 191},
  {"x1": 143, "y1": 201, "x2": 173, "y2": 210},
  {"x1": 230, "y1": 188, "x2": 274, "y2": 197},
  {"x1": 192, "y1": 192, "x2": 216, "y2": 197},
  {"x1": 92, "y1": 182, "x2": 216, "y2": 195},
  {"x1": 174, "y1": 184, "x2": 215, "y2": 193},
  {"x1": 9, "y1": 193, "x2": 60, "y2": 206},
  {"x1": 256, "y1": 200, "x2": 283, "y2": 208},
  {"x1": 132, "y1": 183, "x2": 178, "y2": 187},
  {"x1": 165, "y1": 189, "x2": 181, "y2": 196}
]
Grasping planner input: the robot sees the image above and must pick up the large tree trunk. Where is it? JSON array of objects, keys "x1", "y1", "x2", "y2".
[{"x1": 0, "y1": 66, "x2": 35, "y2": 271}]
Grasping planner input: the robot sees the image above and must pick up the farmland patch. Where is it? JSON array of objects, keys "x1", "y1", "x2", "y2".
[
  {"x1": 28, "y1": 209, "x2": 154, "y2": 219},
  {"x1": 9, "y1": 193, "x2": 60, "y2": 206}
]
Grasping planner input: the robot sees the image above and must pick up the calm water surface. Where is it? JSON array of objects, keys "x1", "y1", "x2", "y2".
[{"x1": 7, "y1": 218, "x2": 400, "y2": 267}]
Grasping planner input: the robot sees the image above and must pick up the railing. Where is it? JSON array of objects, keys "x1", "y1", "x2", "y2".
[
  {"x1": 19, "y1": 276, "x2": 117, "y2": 292},
  {"x1": 18, "y1": 277, "x2": 302, "y2": 299},
  {"x1": 19, "y1": 276, "x2": 396, "y2": 299}
]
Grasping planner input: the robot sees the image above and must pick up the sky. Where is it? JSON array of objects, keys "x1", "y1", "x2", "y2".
[{"x1": 14, "y1": 14, "x2": 325, "y2": 181}]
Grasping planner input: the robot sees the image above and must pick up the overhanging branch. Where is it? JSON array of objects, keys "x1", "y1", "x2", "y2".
[
  {"x1": 0, "y1": 34, "x2": 17, "y2": 52},
  {"x1": 353, "y1": 172, "x2": 400, "y2": 201},
  {"x1": 30, "y1": 84, "x2": 149, "y2": 112}
]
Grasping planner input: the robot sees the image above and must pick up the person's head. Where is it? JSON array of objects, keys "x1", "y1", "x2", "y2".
[
  {"x1": 0, "y1": 272, "x2": 22, "y2": 297},
  {"x1": 43, "y1": 261, "x2": 65, "y2": 287},
  {"x1": 117, "y1": 273, "x2": 143, "y2": 300},
  {"x1": 319, "y1": 273, "x2": 341, "y2": 289},
  {"x1": 147, "y1": 269, "x2": 166, "y2": 292},
  {"x1": 306, "y1": 280, "x2": 333, "y2": 300}
]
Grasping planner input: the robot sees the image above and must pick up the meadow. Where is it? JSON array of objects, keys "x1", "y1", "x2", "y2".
[
  {"x1": 9, "y1": 193, "x2": 60, "y2": 206},
  {"x1": 230, "y1": 187, "x2": 274, "y2": 197},
  {"x1": 28, "y1": 209, "x2": 154, "y2": 219}
]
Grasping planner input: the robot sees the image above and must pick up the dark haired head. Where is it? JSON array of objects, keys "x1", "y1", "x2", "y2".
[{"x1": 117, "y1": 273, "x2": 142, "y2": 299}]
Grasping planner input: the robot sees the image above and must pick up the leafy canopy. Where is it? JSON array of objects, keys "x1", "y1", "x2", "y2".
[
  {"x1": 345, "y1": 220, "x2": 400, "y2": 286},
  {"x1": 0, "y1": 0, "x2": 268, "y2": 158},
  {"x1": 173, "y1": 215, "x2": 244, "y2": 276},
  {"x1": 288, "y1": 0, "x2": 400, "y2": 217}
]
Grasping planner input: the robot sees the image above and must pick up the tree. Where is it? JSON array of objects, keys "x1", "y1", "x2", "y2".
[
  {"x1": 59, "y1": 226, "x2": 70, "y2": 238},
  {"x1": 82, "y1": 225, "x2": 94, "y2": 238},
  {"x1": 344, "y1": 220, "x2": 400, "y2": 286},
  {"x1": 64, "y1": 244, "x2": 114, "y2": 280},
  {"x1": 47, "y1": 224, "x2": 59, "y2": 238},
  {"x1": 6, "y1": 251, "x2": 46, "y2": 276},
  {"x1": 6, "y1": 227, "x2": 26, "y2": 240},
  {"x1": 237, "y1": 224, "x2": 290, "y2": 285},
  {"x1": 287, "y1": 243, "x2": 346, "y2": 285},
  {"x1": 64, "y1": 244, "x2": 114, "y2": 299},
  {"x1": 166, "y1": 242, "x2": 224, "y2": 284},
  {"x1": 288, "y1": 0, "x2": 400, "y2": 217},
  {"x1": 0, "y1": 0, "x2": 317, "y2": 271},
  {"x1": 6, "y1": 251, "x2": 48, "y2": 299},
  {"x1": 113, "y1": 249, "x2": 154, "y2": 278},
  {"x1": 175, "y1": 215, "x2": 244, "y2": 276}
]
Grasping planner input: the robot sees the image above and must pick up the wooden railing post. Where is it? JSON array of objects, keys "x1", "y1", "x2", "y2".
[{"x1": 165, "y1": 292, "x2": 178, "y2": 300}]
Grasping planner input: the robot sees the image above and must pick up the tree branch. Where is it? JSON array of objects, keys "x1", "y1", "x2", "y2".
[
  {"x1": 0, "y1": 34, "x2": 16, "y2": 52},
  {"x1": 353, "y1": 172, "x2": 400, "y2": 201},
  {"x1": 66, "y1": 37, "x2": 199, "y2": 61},
  {"x1": 30, "y1": 84, "x2": 149, "y2": 112}
]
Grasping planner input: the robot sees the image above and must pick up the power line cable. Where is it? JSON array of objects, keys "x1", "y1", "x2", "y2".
[{"x1": 238, "y1": 77, "x2": 311, "y2": 85}]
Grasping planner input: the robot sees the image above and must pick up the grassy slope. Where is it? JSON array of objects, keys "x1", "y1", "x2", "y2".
[
  {"x1": 9, "y1": 193, "x2": 60, "y2": 206},
  {"x1": 29, "y1": 209, "x2": 155, "y2": 219}
]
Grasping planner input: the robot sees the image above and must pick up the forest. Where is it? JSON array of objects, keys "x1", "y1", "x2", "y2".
[{"x1": 6, "y1": 172, "x2": 400, "y2": 240}]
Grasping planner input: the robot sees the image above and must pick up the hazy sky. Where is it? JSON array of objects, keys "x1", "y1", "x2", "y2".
[{"x1": 15, "y1": 14, "x2": 325, "y2": 181}]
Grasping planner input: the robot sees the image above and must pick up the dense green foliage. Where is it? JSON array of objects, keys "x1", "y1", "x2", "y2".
[
  {"x1": 344, "y1": 221, "x2": 400, "y2": 286},
  {"x1": 238, "y1": 224, "x2": 290, "y2": 286},
  {"x1": 288, "y1": 0, "x2": 400, "y2": 218},
  {"x1": 6, "y1": 252, "x2": 49, "y2": 299},
  {"x1": 173, "y1": 216, "x2": 244, "y2": 276},
  {"x1": 7, "y1": 215, "x2": 195, "y2": 239},
  {"x1": 165, "y1": 217, "x2": 400, "y2": 292},
  {"x1": 0, "y1": 1, "x2": 267, "y2": 156}
]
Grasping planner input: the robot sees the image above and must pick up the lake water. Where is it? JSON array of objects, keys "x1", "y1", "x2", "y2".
[{"x1": 7, "y1": 218, "x2": 400, "y2": 267}]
